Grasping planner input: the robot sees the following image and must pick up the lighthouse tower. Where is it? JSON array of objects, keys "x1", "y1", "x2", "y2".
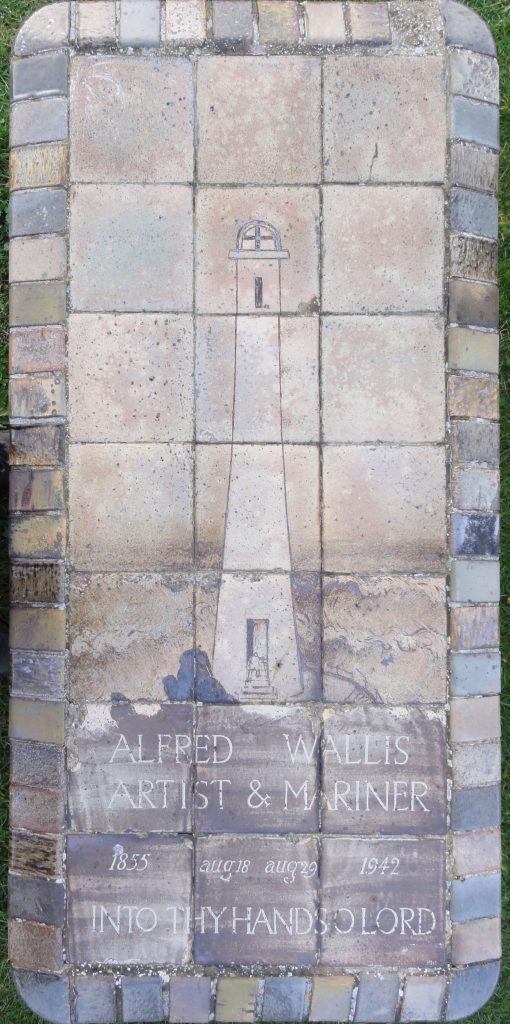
[{"x1": 211, "y1": 221, "x2": 302, "y2": 701}]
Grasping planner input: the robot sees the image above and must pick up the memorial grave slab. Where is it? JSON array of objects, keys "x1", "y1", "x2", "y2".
[{"x1": 8, "y1": 1, "x2": 501, "y2": 1021}]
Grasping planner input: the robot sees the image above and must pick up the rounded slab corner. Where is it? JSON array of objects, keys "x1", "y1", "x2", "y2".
[
  {"x1": 446, "y1": 962, "x2": 501, "y2": 1021},
  {"x1": 442, "y1": 1, "x2": 497, "y2": 57},
  {"x1": 13, "y1": 2, "x2": 70, "y2": 58},
  {"x1": 12, "y1": 967, "x2": 71, "y2": 1024}
]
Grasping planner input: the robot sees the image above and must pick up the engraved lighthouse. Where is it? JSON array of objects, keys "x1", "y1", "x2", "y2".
[{"x1": 211, "y1": 221, "x2": 302, "y2": 700}]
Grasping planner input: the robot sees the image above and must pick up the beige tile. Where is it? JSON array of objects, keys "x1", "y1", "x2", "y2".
[
  {"x1": 323, "y1": 445, "x2": 447, "y2": 572},
  {"x1": 323, "y1": 575, "x2": 447, "y2": 703},
  {"x1": 453, "y1": 830, "x2": 501, "y2": 876},
  {"x1": 258, "y1": 1, "x2": 300, "y2": 44},
  {"x1": 70, "y1": 56, "x2": 193, "y2": 183},
  {"x1": 78, "y1": 1, "x2": 116, "y2": 44},
  {"x1": 196, "y1": 187, "x2": 320, "y2": 313},
  {"x1": 9, "y1": 376, "x2": 65, "y2": 420},
  {"x1": 70, "y1": 573, "x2": 193, "y2": 701},
  {"x1": 10, "y1": 608, "x2": 66, "y2": 652},
  {"x1": 70, "y1": 184, "x2": 193, "y2": 312},
  {"x1": 322, "y1": 315, "x2": 445, "y2": 442},
  {"x1": 10, "y1": 143, "x2": 67, "y2": 191},
  {"x1": 451, "y1": 696, "x2": 501, "y2": 743},
  {"x1": 322, "y1": 186, "x2": 444, "y2": 313},
  {"x1": 69, "y1": 443, "x2": 193, "y2": 570},
  {"x1": 197, "y1": 56, "x2": 321, "y2": 184},
  {"x1": 10, "y1": 697, "x2": 65, "y2": 744},
  {"x1": 448, "y1": 375, "x2": 499, "y2": 420},
  {"x1": 9, "y1": 326, "x2": 65, "y2": 374},
  {"x1": 10, "y1": 513, "x2": 66, "y2": 560},
  {"x1": 9, "y1": 235, "x2": 66, "y2": 284},
  {"x1": 349, "y1": 1, "x2": 391, "y2": 43},
  {"x1": 166, "y1": 0, "x2": 206, "y2": 42},
  {"x1": 68, "y1": 314, "x2": 193, "y2": 442},
  {"x1": 324, "y1": 56, "x2": 446, "y2": 183},
  {"x1": 452, "y1": 917, "x2": 501, "y2": 965}
]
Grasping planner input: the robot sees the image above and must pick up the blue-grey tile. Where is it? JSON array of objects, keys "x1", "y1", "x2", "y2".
[
  {"x1": 74, "y1": 976, "x2": 117, "y2": 1024},
  {"x1": 451, "y1": 651, "x2": 501, "y2": 696},
  {"x1": 122, "y1": 977, "x2": 163, "y2": 1022},
  {"x1": 119, "y1": 0, "x2": 161, "y2": 46},
  {"x1": 449, "y1": 280, "x2": 499, "y2": 330},
  {"x1": 12, "y1": 969, "x2": 70, "y2": 1024},
  {"x1": 443, "y1": 0, "x2": 497, "y2": 56},
  {"x1": 451, "y1": 189, "x2": 498, "y2": 240},
  {"x1": 8, "y1": 873, "x2": 65, "y2": 926},
  {"x1": 263, "y1": 978, "x2": 309, "y2": 1023},
  {"x1": 10, "y1": 97, "x2": 68, "y2": 147},
  {"x1": 446, "y1": 962, "x2": 500, "y2": 1020},
  {"x1": 213, "y1": 0, "x2": 253, "y2": 41},
  {"x1": 451, "y1": 872, "x2": 501, "y2": 922},
  {"x1": 169, "y1": 978, "x2": 211, "y2": 1023},
  {"x1": 451, "y1": 96, "x2": 499, "y2": 150},
  {"x1": 451, "y1": 514, "x2": 500, "y2": 557},
  {"x1": 9, "y1": 189, "x2": 67, "y2": 238},
  {"x1": 11, "y1": 52, "x2": 69, "y2": 101},
  {"x1": 451, "y1": 784, "x2": 500, "y2": 831},
  {"x1": 451, "y1": 421, "x2": 499, "y2": 466},
  {"x1": 354, "y1": 974, "x2": 400, "y2": 1023},
  {"x1": 401, "y1": 976, "x2": 446, "y2": 1022},
  {"x1": 450, "y1": 559, "x2": 500, "y2": 602}
]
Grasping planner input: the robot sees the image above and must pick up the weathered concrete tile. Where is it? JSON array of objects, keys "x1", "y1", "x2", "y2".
[
  {"x1": 322, "y1": 315, "x2": 444, "y2": 442},
  {"x1": 70, "y1": 184, "x2": 193, "y2": 312},
  {"x1": 450, "y1": 280, "x2": 499, "y2": 330},
  {"x1": 451, "y1": 513, "x2": 499, "y2": 557},
  {"x1": 67, "y1": 702, "x2": 193, "y2": 832},
  {"x1": 10, "y1": 424, "x2": 63, "y2": 466},
  {"x1": 323, "y1": 838, "x2": 445, "y2": 968},
  {"x1": 119, "y1": 0, "x2": 161, "y2": 47},
  {"x1": 388, "y1": 0, "x2": 444, "y2": 51},
  {"x1": 11, "y1": 52, "x2": 68, "y2": 101},
  {"x1": 324, "y1": 56, "x2": 445, "y2": 183},
  {"x1": 68, "y1": 314, "x2": 193, "y2": 442},
  {"x1": 10, "y1": 469, "x2": 65, "y2": 513},
  {"x1": 71, "y1": 56, "x2": 193, "y2": 183},
  {"x1": 450, "y1": 236, "x2": 498, "y2": 283},
  {"x1": 70, "y1": 573, "x2": 193, "y2": 702},
  {"x1": 304, "y1": 2, "x2": 346, "y2": 44},
  {"x1": 451, "y1": 784, "x2": 500, "y2": 832},
  {"x1": 196, "y1": 186, "x2": 320, "y2": 313},
  {"x1": 8, "y1": 919, "x2": 63, "y2": 973},
  {"x1": 451, "y1": 141, "x2": 499, "y2": 192},
  {"x1": 450, "y1": 559, "x2": 500, "y2": 603},
  {"x1": 69, "y1": 443, "x2": 193, "y2": 571},
  {"x1": 452, "y1": 916, "x2": 501, "y2": 965},
  {"x1": 309, "y1": 977, "x2": 354, "y2": 1022},
  {"x1": 451, "y1": 871, "x2": 501, "y2": 922},
  {"x1": 11, "y1": 97, "x2": 67, "y2": 146},
  {"x1": 446, "y1": 962, "x2": 500, "y2": 1021},
  {"x1": 10, "y1": 608, "x2": 65, "y2": 652},
  {"x1": 451, "y1": 696, "x2": 500, "y2": 743},
  {"x1": 10, "y1": 188, "x2": 67, "y2": 238},
  {"x1": 216, "y1": 978, "x2": 259, "y2": 1023},
  {"x1": 198, "y1": 57, "x2": 320, "y2": 184},
  {"x1": 10, "y1": 832, "x2": 63, "y2": 879},
  {"x1": 122, "y1": 977, "x2": 163, "y2": 1023},
  {"x1": 262, "y1": 977, "x2": 310, "y2": 1022},
  {"x1": 10, "y1": 515, "x2": 65, "y2": 569},
  {"x1": 323, "y1": 575, "x2": 447, "y2": 704},
  {"x1": 10, "y1": 142, "x2": 67, "y2": 191},
  {"x1": 195, "y1": 835, "x2": 319, "y2": 966},
  {"x1": 78, "y1": 1, "x2": 116, "y2": 45},
  {"x1": 258, "y1": 1, "x2": 300, "y2": 44},
  {"x1": 349, "y1": 2, "x2": 391, "y2": 44},
  {"x1": 11, "y1": 563, "x2": 65, "y2": 605},
  {"x1": 453, "y1": 829, "x2": 501, "y2": 876},
  {"x1": 451, "y1": 420, "x2": 499, "y2": 465},
  {"x1": 74, "y1": 976, "x2": 117, "y2": 1024},
  {"x1": 401, "y1": 976, "x2": 446, "y2": 1022},
  {"x1": 448, "y1": 375, "x2": 499, "y2": 419},
  {"x1": 10, "y1": 377, "x2": 66, "y2": 419},
  {"x1": 443, "y1": 0, "x2": 496, "y2": 56},
  {"x1": 322, "y1": 706, "x2": 446, "y2": 835},
  {"x1": 195, "y1": 705, "x2": 320, "y2": 832},
  {"x1": 10, "y1": 785, "x2": 65, "y2": 834},
  {"x1": 68, "y1": 834, "x2": 192, "y2": 965},
  {"x1": 453, "y1": 740, "x2": 500, "y2": 788},
  {"x1": 10, "y1": 698, "x2": 64, "y2": 744},
  {"x1": 451, "y1": 651, "x2": 501, "y2": 696},
  {"x1": 451, "y1": 96, "x2": 499, "y2": 150},
  {"x1": 11, "y1": 651, "x2": 65, "y2": 700},
  {"x1": 14, "y1": 4, "x2": 70, "y2": 57},
  {"x1": 323, "y1": 445, "x2": 446, "y2": 572},
  {"x1": 451, "y1": 188, "x2": 498, "y2": 239},
  {"x1": 9, "y1": 282, "x2": 66, "y2": 328},
  {"x1": 451, "y1": 604, "x2": 499, "y2": 650},
  {"x1": 449, "y1": 327, "x2": 499, "y2": 373},
  {"x1": 11, "y1": 739, "x2": 64, "y2": 791},
  {"x1": 213, "y1": 1, "x2": 253, "y2": 42},
  {"x1": 354, "y1": 974, "x2": 400, "y2": 1023},
  {"x1": 166, "y1": 0, "x2": 206, "y2": 43},
  {"x1": 169, "y1": 977, "x2": 211, "y2": 1023},
  {"x1": 452, "y1": 466, "x2": 500, "y2": 511},
  {"x1": 323, "y1": 186, "x2": 444, "y2": 312},
  {"x1": 10, "y1": 235, "x2": 67, "y2": 284},
  {"x1": 8, "y1": 871, "x2": 64, "y2": 925},
  {"x1": 10, "y1": 325, "x2": 65, "y2": 374}
]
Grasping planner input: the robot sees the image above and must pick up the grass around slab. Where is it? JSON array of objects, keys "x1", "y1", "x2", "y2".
[{"x1": 0, "y1": 1, "x2": 509, "y2": 1021}]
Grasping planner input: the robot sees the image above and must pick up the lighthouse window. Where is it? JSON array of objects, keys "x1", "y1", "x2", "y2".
[{"x1": 237, "y1": 219, "x2": 283, "y2": 253}]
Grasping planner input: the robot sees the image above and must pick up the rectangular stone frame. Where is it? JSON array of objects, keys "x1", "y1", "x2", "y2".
[{"x1": 8, "y1": 2, "x2": 501, "y2": 1022}]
